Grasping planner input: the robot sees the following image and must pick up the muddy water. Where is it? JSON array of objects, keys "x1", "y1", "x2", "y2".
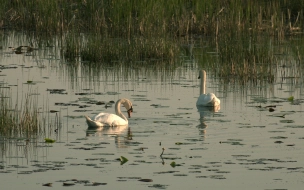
[{"x1": 1, "y1": 35, "x2": 304, "y2": 189}]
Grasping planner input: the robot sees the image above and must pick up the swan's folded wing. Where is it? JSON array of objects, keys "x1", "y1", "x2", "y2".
[
  {"x1": 208, "y1": 93, "x2": 220, "y2": 106},
  {"x1": 85, "y1": 115, "x2": 104, "y2": 128},
  {"x1": 93, "y1": 113, "x2": 111, "y2": 121},
  {"x1": 93, "y1": 113, "x2": 127, "y2": 126},
  {"x1": 197, "y1": 93, "x2": 220, "y2": 107}
]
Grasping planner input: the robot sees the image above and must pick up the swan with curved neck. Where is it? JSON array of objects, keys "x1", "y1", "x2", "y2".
[
  {"x1": 85, "y1": 98, "x2": 133, "y2": 128},
  {"x1": 196, "y1": 70, "x2": 220, "y2": 107}
]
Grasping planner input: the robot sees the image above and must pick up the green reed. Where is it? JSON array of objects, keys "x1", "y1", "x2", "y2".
[
  {"x1": 0, "y1": 89, "x2": 46, "y2": 137},
  {"x1": 1, "y1": 0, "x2": 303, "y2": 73},
  {"x1": 2, "y1": 1, "x2": 302, "y2": 37},
  {"x1": 77, "y1": 35, "x2": 179, "y2": 63}
]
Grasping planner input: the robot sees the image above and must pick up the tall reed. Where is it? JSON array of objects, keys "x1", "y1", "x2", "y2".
[
  {"x1": 1, "y1": 1, "x2": 302, "y2": 37},
  {"x1": 0, "y1": 89, "x2": 43, "y2": 137},
  {"x1": 1, "y1": 0, "x2": 303, "y2": 71}
]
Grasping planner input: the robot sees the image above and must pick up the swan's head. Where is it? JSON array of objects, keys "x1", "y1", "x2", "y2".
[
  {"x1": 122, "y1": 99, "x2": 133, "y2": 118},
  {"x1": 198, "y1": 70, "x2": 206, "y2": 79}
]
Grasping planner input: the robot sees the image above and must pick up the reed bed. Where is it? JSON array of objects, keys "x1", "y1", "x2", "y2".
[
  {"x1": 78, "y1": 35, "x2": 179, "y2": 63},
  {"x1": 1, "y1": 1, "x2": 302, "y2": 36},
  {"x1": 1, "y1": 0, "x2": 304, "y2": 77},
  {"x1": 0, "y1": 89, "x2": 46, "y2": 137}
]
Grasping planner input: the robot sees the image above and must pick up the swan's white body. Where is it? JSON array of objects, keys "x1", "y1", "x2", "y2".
[
  {"x1": 85, "y1": 98, "x2": 133, "y2": 128},
  {"x1": 196, "y1": 70, "x2": 220, "y2": 107}
]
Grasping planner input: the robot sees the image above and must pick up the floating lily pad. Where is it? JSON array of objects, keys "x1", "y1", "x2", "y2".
[
  {"x1": 280, "y1": 120, "x2": 294, "y2": 123},
  {"x1": 173, "y1": 174, "x2": 188, "y2": 176},
  {"x1": 45, "y1": 138, "x2": 56, "y2": 143},
  {"x1": 42, "y1": 183, "x2": 52, "y2": 187},
  {"x1": 63, "y1": 182, "x2": 75, "y2": 186},
  {"x1": 270, "y1": 136, "x2": 288, "y2": 139},
  {"x1": 170, "y1": 162, "x2": 176, "y2": 167},
  {"x1": 209, "y1": 175, "x2": 226, "y2": 179},
  {"x1": 138, "y1": 179, "x2": 153, "y2": 182},
  {"x1": 84, "y1": 182, "x2": 107, "y2": 186},
  {"x1": 148, "y1": 184, "x2": 169, "y2": 189},
  {"x1": 274, "y1": 141, "x2": 284, "y2": 144},
  {"x1": 284, "y1": 125, "x2": 304, "y2": 128},
  {"x1": 154, "y1": 171, "x2": 178, "y2": 174},
  {"x1": 287, "y1": 96, "x2": 294, "y2": 102}
]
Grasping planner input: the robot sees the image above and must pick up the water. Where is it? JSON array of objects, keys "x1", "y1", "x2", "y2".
[{"x1": 1, "y1": 34, "x2": 304, "y2": 189}]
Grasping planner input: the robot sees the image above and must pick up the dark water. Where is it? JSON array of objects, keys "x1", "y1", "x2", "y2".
[{"x1": 1, "y1": 33, "x2": 304, "y2": 189}]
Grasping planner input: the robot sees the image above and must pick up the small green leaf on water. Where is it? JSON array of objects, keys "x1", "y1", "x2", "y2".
[
  {"x1": 170, "y1": 161, "x2": 176, "y2": 167},
  {"x1": 288, "y1": 96, "x2": 294, "y2": 101},
  {"x1": 45, "y1": 138, "x2": 56, "y2": 143},
  {"x1": 175, "y1": 142, "x2": 183, "y2": 145},
  {"x1": 120, "y1": 156, "x2": 128, "y2": 165}
]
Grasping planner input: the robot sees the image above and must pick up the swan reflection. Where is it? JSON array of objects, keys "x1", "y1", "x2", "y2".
[
  {"x1": 86, "y1": 126, "x2": 132, "y2": 148},
  {"x1": 196, "y1": 105, "x2": 220, "y2": 135}
]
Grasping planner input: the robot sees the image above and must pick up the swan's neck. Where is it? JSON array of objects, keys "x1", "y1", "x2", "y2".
[
  {"x1": 200, "y1": 70, "x2": 206, "y2": 95},
  {"x1": 115, "y1": 99, "x2": 128, "y2": 121}
]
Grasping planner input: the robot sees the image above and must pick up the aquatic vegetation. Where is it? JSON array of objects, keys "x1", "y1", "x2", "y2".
[
  {"x1": 45, "y1": 138, "x2": 56, "y2": 143},
  {"x1": 160, "y1": 147, "x2": 165, "y2": 157},
  {"x1": 138, "y1": 179, "x2": 153, "y2": 182},
  {"x1": 120, "y1": 156, "x2": 129, "y2": 165},
  {"x1": 1, "y1": 0, "x2": 303, "y2": 78},
  {"x1": 288, "y1": 96, "x2": 294, "y2": 102},
  {"x1": 170, "y1": 162, "x2": 176, "y2": 168},
  {"x1": 0, "y1": 87, "x2": 61, "y2": 138},
  {"x1": 0, "y1": 90, "x2": 41, "y2": 136},
  {"x1": 42, "y1": 183, "x2": 52, "y2": 187}
]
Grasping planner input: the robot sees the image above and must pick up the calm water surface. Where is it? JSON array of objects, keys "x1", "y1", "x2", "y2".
[{"x1": 1, "y1": 34, "x2": 304, "y2": 190}]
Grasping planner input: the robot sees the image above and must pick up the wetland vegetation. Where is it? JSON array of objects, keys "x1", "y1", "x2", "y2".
[
  {"x1": 1, "y1": 1, "x2": 304, "y2": 189},
  {"x1": 0, "y1": 0, "x2": 304, "y2": 136},
  {"x1": 0, "y1": 0, "x2": 303, "y2": 69}
]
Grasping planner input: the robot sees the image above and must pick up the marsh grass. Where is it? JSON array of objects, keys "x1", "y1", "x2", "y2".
[
  {"x1": 1, "y1": 0, "x2": 304, "y2": 79},
  {"x1": 78, "y1": 35, "x2": 179, "y2": 63},
  {"x1": 0, "y1": 89, "x2": 55, "y2": 137}
]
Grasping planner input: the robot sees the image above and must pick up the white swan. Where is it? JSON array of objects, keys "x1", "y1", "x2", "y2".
[
  {"x1": 196, "y1": 70, "x2": 220, "y2": 107},
  {"x1": 85, "y1": 98, "x2": 133, "y2": 128}
]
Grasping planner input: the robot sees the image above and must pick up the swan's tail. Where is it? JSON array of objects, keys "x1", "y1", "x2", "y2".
[{"x1": 85, "y1": 115, "x2": 103, "y2": 128}]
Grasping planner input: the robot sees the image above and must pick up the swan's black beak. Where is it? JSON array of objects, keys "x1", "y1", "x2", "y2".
[
  {"x1": 127, "y1": 106, "x2": 133, "y2": 118},
  {"x1": 198, "y1": 75, "x2": 201, "y2": 79}
]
